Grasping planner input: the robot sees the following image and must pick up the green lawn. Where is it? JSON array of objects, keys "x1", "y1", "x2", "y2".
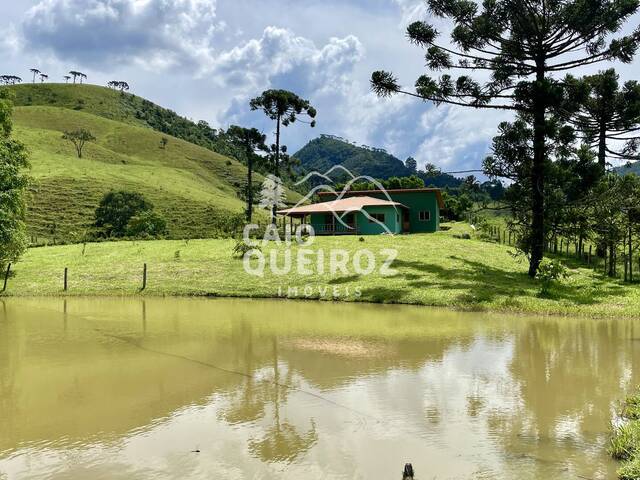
[{"x1": 4, "y1": 223, "x2": 639, "y2": 318}]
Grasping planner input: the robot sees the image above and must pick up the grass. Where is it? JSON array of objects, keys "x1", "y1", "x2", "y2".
[
  {"x1": 8, "y1": 100, "x2": 300, "y2": 243},
  {"x1": 610, "y1": 390, "x2": 640, "y2": 479},
  {"x1": 4, "y1": 223, "x2": 640, "y2": 318}
]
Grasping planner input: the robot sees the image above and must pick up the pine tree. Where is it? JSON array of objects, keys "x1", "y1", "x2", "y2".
[{"x1": 371, "y1": 0, "x2": 640, "y2": 276}]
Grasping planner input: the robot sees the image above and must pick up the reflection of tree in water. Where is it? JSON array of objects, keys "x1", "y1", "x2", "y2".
[
  {"x1": 248, "y1": 339, "x2": 317, "y2": 463},
  {"x1": 0, "y1": 301, "x2": 20, "y2": 432},
  {"x1": 219, "y1": 329, "x2": 318, "y2": 463},
  {"x1": 488, "y1": 319, "x2": 640, "y2": 476}
]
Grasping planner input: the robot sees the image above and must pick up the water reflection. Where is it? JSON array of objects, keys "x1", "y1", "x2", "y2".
[{"x1": 0, "y1": 298, "x2": 637, "y2": 479}]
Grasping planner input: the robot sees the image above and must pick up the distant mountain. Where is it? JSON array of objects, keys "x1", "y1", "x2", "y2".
[
  {"x1": 615, "y1": 162, "x2": 640, "y2": 176},
  {"x1": 293, "y1": 135, "x2": 463, "y2": 188}
]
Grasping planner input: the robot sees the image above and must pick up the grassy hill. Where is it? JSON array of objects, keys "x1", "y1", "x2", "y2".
[
  {"x1": 294, "y1": 135, "x2": 463, "y2": 188},
  {"x1": 3, "y1": 84, "x2": 301, "y2": 243}
]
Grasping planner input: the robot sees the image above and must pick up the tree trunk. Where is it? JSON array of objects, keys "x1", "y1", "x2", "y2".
[
  {"x1": 598, "y1": 115, "x2": 607, "y2": 170},
  {"x1": 246, "y1": 140, "x2": 253, "y2": 223},
  {"x1": 528, "y1": 67, "x2": 546, "y2": 278},
  {"x1": 609, "y1": 243, "x2": 615, "y2": 277},
  {"x1": 272, "y1": 114, "x2": 281, "y2": 224},
  {"x1": 629, "y1": 221, "x2": 633, "y2": 283}
]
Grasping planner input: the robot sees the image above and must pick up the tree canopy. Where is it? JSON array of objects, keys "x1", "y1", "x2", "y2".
[
  {"x1": 371, "y1": 0, "x2": 640, "y2": 276},
  {"x1": 0, "y1": 89, "x2": 30, "y2": 269}
]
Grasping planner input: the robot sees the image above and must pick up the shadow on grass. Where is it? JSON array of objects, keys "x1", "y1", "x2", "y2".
[
  {"x1": 389, "y1": 255, "x2": 628, "y2": 307},
  {"x1": 328, "y1": 275, "x2": 361, "y2": 285}
]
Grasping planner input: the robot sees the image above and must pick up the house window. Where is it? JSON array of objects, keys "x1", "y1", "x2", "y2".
[
  {"x1": 419, "y1": 211, "x2": 431, "y2": 221},
  {"x1": 369, "y1": 213, "x2": 385, "y2": 223}
]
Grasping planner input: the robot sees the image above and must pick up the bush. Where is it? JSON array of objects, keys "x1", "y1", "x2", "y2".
[
  {"x1": 126, "y1": 210, "x2": 168, "y2": 238},
  {"x1": 536, "y1": 259, "x2": 568, "y2": 296},
  {"x1": 232, "y1": 239, "x2": 261, "y2": 259},
  {"x1": 95, "y1": 191, "x2": 153, "y2": 237}
]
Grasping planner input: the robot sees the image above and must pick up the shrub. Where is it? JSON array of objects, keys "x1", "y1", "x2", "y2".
[
  {"x1": 536, "y1": 259, "x2": 568, "y2": 296},
  {"x1": 126, "y1": 210, "x2": 168, "y2": 238},
  {"x1": 232, "y1": 239, "x2": 261, "y2": 259},
  {"x1": 95, "y1": 191, "x2": 153, "y2": 237}
]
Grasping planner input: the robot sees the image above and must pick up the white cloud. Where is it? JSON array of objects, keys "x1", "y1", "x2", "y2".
[
  {"x1": 392, "y1": 0, "x2": 427, "y2": 25},
  {"x1": 211, "y1": 27, "x2": 364, "y2": 94},
  {"x1": 22, "y1": 0, "x2": 222, "y2": 71},
  {"x1": 0, "y1": 24, "x2": 23, "y2": 57},
  {"x1": 415, "y1": 106, "x2": 512, "y2": 170}
]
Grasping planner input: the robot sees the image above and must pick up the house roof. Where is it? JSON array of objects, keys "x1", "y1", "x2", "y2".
[
  {"x1": 278, "y1": 195, "x2": 407, "y2": 216},
  {"x1": 318, "y1": 188, "x2": 445, "y2": 209}
]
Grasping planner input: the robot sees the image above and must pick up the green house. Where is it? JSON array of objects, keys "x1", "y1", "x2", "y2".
[{"x1": 278, "y1": 188, "x2": 443, "y2": 235}]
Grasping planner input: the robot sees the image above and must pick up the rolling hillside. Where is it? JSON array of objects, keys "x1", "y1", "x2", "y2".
[
  {"x1": 294, "y1": 135, "x2": 463, "y2": 188},
  {"x1": 4, "y1": 83, "x2": 300, "y2": 243},
  {"x1": 615, "y1": 162, "x2": 640, "y2": 176}
]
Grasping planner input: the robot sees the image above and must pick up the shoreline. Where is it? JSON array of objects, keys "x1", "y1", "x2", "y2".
[
  {"x1": 3, "y1": 229, "x2": 640, "y2": 320},
  {"x1": 3, "y1": 290, "x2": 640, "y2": 321}
]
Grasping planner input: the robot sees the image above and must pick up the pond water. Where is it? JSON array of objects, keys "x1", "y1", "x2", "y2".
[{"x1": 0, "y1": 298, "x2": 637, "y2": 479}]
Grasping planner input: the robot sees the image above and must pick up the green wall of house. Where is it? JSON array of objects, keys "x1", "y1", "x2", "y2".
[
  {"x1": 356, "y1": 206, "x2": 401, "y2": 235},
  {"x1": 351, "y1": 191, "x2": 440, "y2": 233},
  {"x1": 308, "y1": 205, "x2": 401, "y2": 235},
  {"x1": 306, "y1": 190, "x2": 441, "y2": 235}
]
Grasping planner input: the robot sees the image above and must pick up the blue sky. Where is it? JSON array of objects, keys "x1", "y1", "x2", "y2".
[{"x1": 1, "y1": 0, "x2": 638, "y2": 174}]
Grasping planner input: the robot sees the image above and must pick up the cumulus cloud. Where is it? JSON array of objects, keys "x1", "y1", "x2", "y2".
[
  {"x1": 211, "y1": 27, "x2": 363, "y2": 94},
  {"x1": 214, "y1": 27, "x2": 364, "y2": 132},
  {"x1": 414, "y1": 106, "x2": 512, "y2": 170},
  {"x1": 22, "y1": 0, "x2": 222, "y2": 71}
]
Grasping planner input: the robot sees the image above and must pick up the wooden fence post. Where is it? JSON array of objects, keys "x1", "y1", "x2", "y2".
[
  {"x1": 2, "y1": 263, "x2": 11, "y2": 293},
  {"x1": 63, "y1": 268, "x2": 68, "y2": 292},
  {"x1": 141, "y1": 263, "x2": 147, "y2": 291}
]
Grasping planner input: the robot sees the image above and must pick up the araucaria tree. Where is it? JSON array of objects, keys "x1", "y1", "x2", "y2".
[
  {"x1": 69, "y1": 71, "x2": 87, "y2": 84},
  {"x1": 0, "y1": 89, "x2": 30, "y2": 271},
  {"x1": 371, "y1": 0, "x2": 639, "y2": 276},
  {"x1": 250, "y1": 89, "x2": 316, "y2": 181},
  {"x1": 30, "y1": 68, "x2": 41, "y2": 83},
  {"x1": 62, "y1": 129, "x2": 96, "y2": 158},
  {"x1": 107, "y1": 81, "x2": 130, "y2": 93},
  {"x1": 227, "y1": 125, "x2": 269, "y2": 222},
  {"x1": 258, "y1": 175, "x2": 287, "y2": 224},
  {"x1": 567, "y1": 69, "x2": 640, "y2": 169}
]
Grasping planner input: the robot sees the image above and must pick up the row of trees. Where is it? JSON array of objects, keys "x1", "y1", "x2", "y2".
[
  {"x1": 4, "y1": 69, "x2": 89, "y2": 85},
  {"x1": 107, "y1": 81, "x2": 130, "y2": 93},
  {"x1": 372, "y1": 0, "x2": 640, "y2": 277},
  {"x1": 0, "y1": 76, "x2": 22, "y2": 85}
]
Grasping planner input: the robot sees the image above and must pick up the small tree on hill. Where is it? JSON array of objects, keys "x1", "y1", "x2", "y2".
[
  {"x1": 62, "y1": 129, "x2": 96, "y2": 158},
  {"x1": 69, "y1": 71, "x2": 87, "y2": 84},
  {"x1": 126, "y1": 210, "x2": 168, "y2": 238},
  {"x1": 30, "y1": 68, "x2": 40, "y2": 83},
  {"x1": 95, "y1": 191, "x2": 154, "y2": 237},
  {"x1": 405, "y1": 157, "x2": 418, "y2": 173},
  {"x1": 63, "y1": 75, "x2": 71, "y2": 84},
  {"x1": 0, "y1": 76, "x2": 22, "y2": 85},
  {"x1": 39, "y1": 73, "x2": 48, "y2": 83}
]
